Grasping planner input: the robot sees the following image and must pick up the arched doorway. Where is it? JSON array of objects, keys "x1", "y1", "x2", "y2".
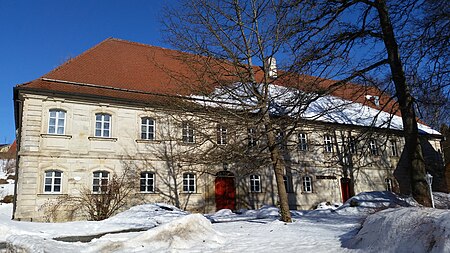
[{"x1": 215, "y1": 171, "x2": 236, "y2": 210}]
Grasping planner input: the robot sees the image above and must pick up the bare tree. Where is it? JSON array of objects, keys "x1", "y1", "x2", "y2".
[{"x1": 284, "y1": 0, "x2": 450, "y2": 206}]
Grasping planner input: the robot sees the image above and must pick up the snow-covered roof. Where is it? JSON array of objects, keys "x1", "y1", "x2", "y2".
[{"x1": 191, "y1": 83, "x2": 440, "y2": 136}]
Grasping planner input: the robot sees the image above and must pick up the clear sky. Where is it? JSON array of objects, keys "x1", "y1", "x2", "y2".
[{"x1": 0, "y1": 0, "x2": 168, "y2": 144}]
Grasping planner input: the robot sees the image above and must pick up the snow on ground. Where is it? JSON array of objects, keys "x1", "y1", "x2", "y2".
[
  {"x1": 1, "y1": 191, "x2": 450, "y2": 252},
  {"x1": 0, "y1": 171, "x2": 14, "y2": 199}
]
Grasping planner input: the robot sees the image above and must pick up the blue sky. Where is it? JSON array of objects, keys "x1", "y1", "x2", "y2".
[{"x1": 0, "y1": 0, "x2": 168, "y2": 144}]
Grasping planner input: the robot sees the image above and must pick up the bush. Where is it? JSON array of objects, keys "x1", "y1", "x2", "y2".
[{"x1": 2, "y1": 195, "x2": 13, "y2": 203}]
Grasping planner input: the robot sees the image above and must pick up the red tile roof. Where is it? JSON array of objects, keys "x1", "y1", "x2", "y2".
[{"x1": 17, "y1": 38, "x2": 398, "y2": 114}]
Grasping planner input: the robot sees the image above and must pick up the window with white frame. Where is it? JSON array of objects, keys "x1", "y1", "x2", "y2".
[
  {"x1": 302, "y1": 175, "x2": 313, "y2": 193},
  {"x1": 250, "y1": 174, "x2": 261, "y2": 192},
  {"x1": 95, "y1": 113, "x2": 111, "y2": 137},
  {"x1": 324, "y1": 135, "x2": 333, "y2": 153},
  {"x1": 389, "y1": 140, "x2": 398, "y2": 157},
  {"x1": 385, "y1": 178, "x2": 393, "y2": 191},
  {"x1": 217, "y1": 124, "x2": 227, "y2": 145},
  {"x1": 44, "y1": 170, "x2": 62, "y2": 193},
  {"x1": 182, "y1": 122, "x2": 195, "y2": 143},
  {"x1": 93, "y1": 171, "x2": 109, "y2": 193},
  {"x1": 298, "y1": 132, "x2": 308, "y2": 151},
  {"x1": 141, "y1": 118, "x2": 155, "y2": 140},
  {"x1": 283, "y1": 175, "x2": 293, "y2": 192},
  {"x1": 140, "y1": 172, "x2": 155, "y2": 192},
  {"x1": 248, "y1": 128, "x2": 257, "y2": 147},
  {"x1": 369, "y1": 139, "x2": 379, "y2": 155},
  {"x1": 48, "y1": 109, "x2": 66, "y2": 135},
  {"x1": 183, "y1": 173, "x2": 196, "y2": 193}
]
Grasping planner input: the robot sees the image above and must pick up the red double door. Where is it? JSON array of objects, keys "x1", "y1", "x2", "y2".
[{"x1": 215, "y1": 177, "x2": 236, "y2": 210}]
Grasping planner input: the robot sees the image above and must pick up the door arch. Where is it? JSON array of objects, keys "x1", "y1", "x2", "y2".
[{"x1": 215, "y1": 171, "x2": 236, "y2": 210}]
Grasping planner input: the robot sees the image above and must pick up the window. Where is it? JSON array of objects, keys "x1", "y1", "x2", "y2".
[
  {"x1": 298, "y1": 132, "x2": 308, "y2": 151},
  {"x1": 385, "y1": 178, "x2": 393, "y2": 191},
  {"x1": 283, "y1": 175, "x2": 293, "y2": 193},
  {"x1": 250, "y1": 175, "x2": 261, "y2": 192},
  {"x1": 182, "y1": 122, "x2": 195, "y2": 143},
  {"x1": 140, "y1": 172, "x2": 155, "y2": 192},
  {"x1": 44, "y1": 170, "x2": 62, "y2": 193},
  {"x1": 217, "y1": 124, "x2": 227, "y2": 145},
  {"x1": 369, "y1": 139, "x2": 378, "y2": 155},
  {"x1": 389, "y1": 140, "x2": 398, "y2": 157},
  {"x1": 141, "y1": 118, "x2": 155, "y2": 140},
  {"x1": 48, "y1": 109, "x2": 66, "y2": 135},
  {"x1": 183, "y1": 173, "x2": 196, "y2": 193},
  {"x1": 324, "y1": 135, "x2": 333, "y2": 153},
  {"x1": 93, "y1": 171, "x2": 109, "y2": 193},
  {"x1": 248, "y1": 128, "x2": 257, "y2": 147},
  {"x1": 302, "y1": 176, "x2": 313, "y2": 193},
  {"x1": 277, "y1": 131, "x2": 285, "y2": 150},
  {"x1": 95, "y1": 113, "x2": 111, "y2": 137},
  {"x1": 348, "y1": 137, "x2": 357, "y2": 154}
]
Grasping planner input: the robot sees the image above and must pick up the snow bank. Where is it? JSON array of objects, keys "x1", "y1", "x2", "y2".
[
  {"x1": 346, "y1": 207, "x2": 450, "y2": 253},
  {"x1": 335, "y1": 191, "x2": 418, "y2": 216}
]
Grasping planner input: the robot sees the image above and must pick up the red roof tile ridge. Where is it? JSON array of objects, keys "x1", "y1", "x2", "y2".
[{"x1": 107, "y1": 38, "x2": 183, "y2": 54}]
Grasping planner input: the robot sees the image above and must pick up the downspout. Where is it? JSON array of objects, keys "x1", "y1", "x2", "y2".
[{"x1": 12, "y1": 87, "x2": 23, "y2": 220}]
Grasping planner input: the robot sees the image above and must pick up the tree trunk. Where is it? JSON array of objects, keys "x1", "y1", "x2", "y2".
[{"x1": 375, "y1": 0, "x2": 431, "y2": 206}]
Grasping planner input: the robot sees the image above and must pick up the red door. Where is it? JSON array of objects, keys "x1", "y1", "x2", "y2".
[
  {"x1": 340, "y1": 177, "x2": 352, "y2": 203},
  {"x1": 215, "y1": 177, "x2": 236, "y2": 210}
]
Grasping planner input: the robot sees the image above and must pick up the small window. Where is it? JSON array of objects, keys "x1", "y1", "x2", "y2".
[
  {"x1": 183, "y1": 173, "x2": 196, "y2": 193},
  {"x1": 248, "y1": 128, "x2": 257, "y2": 147},
  {"x1": 44, "y1": 170, "x2": 62, "y2": 193},
  {"x1": 369, "y1": 139, "x2": 378, "y2": 155},
  {"x1": 385, "y1": 178, "x2": 393, "y2": 191},
  {"x1": 140, "y1": 172, "x2": 155, "y2": 192},
  {"x1": 93, "y1": 171, "x2": 109, "y2": 193},
  {"x1": 217, "y1": 124, "x2": 227, "y2": 145},
  {"x1": 389, "y1": 140, "x2": 398, "y2": 157},
  {"x1": 283, "y1": 175, "x2": 293, "y2": 193},
  {"x1": 95, "y1": 113, "x2": 111, "y2": 137},
  {"x1": 298, "y1": 132, "x2": 308, "y2": 151},
  {"x1": 324, "y1": 135, "x2": 333, "y2": 153},
  {"x1": 141, "y1": 118, "x2": 155, "y2": 140},
  {"x1": 302, "y1": 175, "x2": 313, "y2": 193},
  {"x1": 250, "y1": 175, "x2": 261, "y2": 192},
  {"x1": 48, "y1": 109, "x2": 66, "y2": 135},
  {"x1": 348, "y1": 137, "x2": 357, "y2": 154},
  {"x1": 277, "y1": 131, "x2": 285, "y2": 150},
  {"x1": 182, "y1": 122, "x2": 195, "y2": 143}
]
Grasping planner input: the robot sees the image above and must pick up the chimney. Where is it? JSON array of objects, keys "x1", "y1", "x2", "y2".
[{"x1": 266, "y1": 57, "x2": 277, "y2": 78}]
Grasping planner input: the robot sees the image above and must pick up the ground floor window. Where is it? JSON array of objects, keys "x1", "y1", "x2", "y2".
[
  {"x1": 250, "y1": 175, "x2": 261, "y2": 192},
  {"x1": 44, "y1": 170, "x2": 62, "y2": 193},
  {"x1": 93, "y1": 171, "x2": 109, "y2": 193},
  {"x1": 385, "y1": 178, "x2": 393, "y2": 191},
  {"x1": 183, "y1": 173, "x2": 196, "y2": 193},
  {"x1": 283, "y1": 175, "x2": 293, "y2": 193},
  {"x1": 140, "y1": 172, "x2": 155, "y2": 192},
  {"x1": 302, "y1": 175, "x2": 313, "y2": 193}
]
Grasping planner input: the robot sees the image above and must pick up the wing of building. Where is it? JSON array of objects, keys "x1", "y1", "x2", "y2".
[{"x1": 13, "y1": 38, "x2": 445, "y2": 221}]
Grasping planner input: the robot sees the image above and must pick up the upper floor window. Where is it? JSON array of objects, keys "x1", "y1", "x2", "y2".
[
  {"x1": 48, "y1": 109, "x2": 66, "y2": 135},
  {"x1": 250, "y1": 174, "x2": 261, "y2": 192},
  {"x1": 298, "y1": 132, "x2": 308, "y2": 151},
  {"x1": 141, "y1": 118, "x2": 155, "y2": 140},
  {"x1": 183, "y1": 173, "x2": 196, "y2": 193},
  {"x1": 389, "y1": 140, "x2": 398, "y2": 157},
  {"x1": 95, "y1": 113, "x2": 111, "y2": 138},
  {"x1": 217, "y1": 124, "x2": 227, "y2": 145},
  {"x1": 276, "y1": 131, "x2": 285, "y2": 150},
  {"x1": 44, "y1": 170, "x2": 62, "y2": 193},
  {"x1": 324, "y1": 135, "x2": 333, "y2": 153},
  {"x1": 182, "y1": 122, "x2": 195, "y2": 143},
  {"x1": 348, "y1": 137, "x2": 357, "y2": 154},
  {"x1": 248, "y1": 128, "x2": 257, "y2": 147},
  {"x1": 140, "y1": 172, "x2": 155, "y2": 192},
  {"x1": 302, "y1": 175, "x2": 313, "y2": 193},
  {"x1": 93, "y1": 171, "x2": 109, "y2": 193},
  {"x1": 369, "y1": 139, "x2": 379, "y2": 155}
]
